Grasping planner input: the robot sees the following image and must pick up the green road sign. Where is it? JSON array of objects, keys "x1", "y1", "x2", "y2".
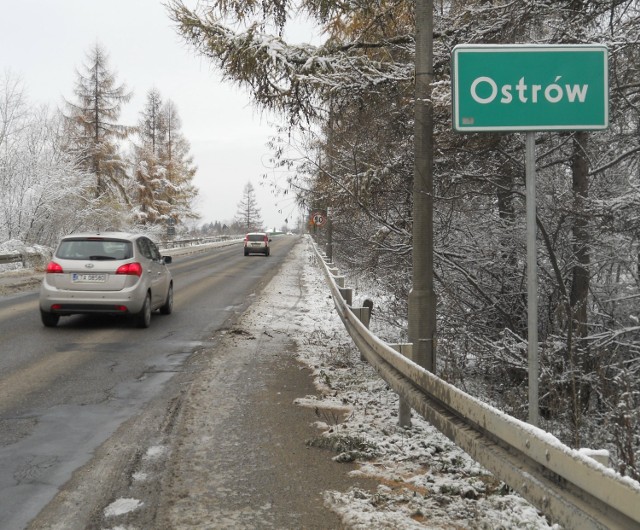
[{"x1": 452, "y1": 44, "x2": 608, "y2": 132}]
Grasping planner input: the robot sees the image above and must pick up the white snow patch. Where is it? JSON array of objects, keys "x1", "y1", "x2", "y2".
[
  {"x1": 144, "y1": 445, "x2": 167, "y2": 459},
  {"x1": 103, "y1": 498, "x2": 143, "y2": 517}
]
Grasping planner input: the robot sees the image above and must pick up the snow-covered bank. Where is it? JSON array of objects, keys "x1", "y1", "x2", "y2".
[
  {"x1": 279, "y1": 239, "x2": 556, "y2": 528},
  {"x1": 0, "y1": 239, "x2": 51, "y2": 273}
]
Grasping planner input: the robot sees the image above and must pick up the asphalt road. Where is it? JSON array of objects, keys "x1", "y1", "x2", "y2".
[{"x1": 0, "y1": 235, "x2": 299, "y2": 530}]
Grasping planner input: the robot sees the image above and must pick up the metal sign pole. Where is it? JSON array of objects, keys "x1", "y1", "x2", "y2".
[{"x1": 526, "y1": 132, "x2": 539, "y2": 426}]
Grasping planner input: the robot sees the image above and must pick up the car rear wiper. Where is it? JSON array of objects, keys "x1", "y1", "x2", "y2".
[{"x1": 88, "y1": 255, "x2": 117, "y2": 260}]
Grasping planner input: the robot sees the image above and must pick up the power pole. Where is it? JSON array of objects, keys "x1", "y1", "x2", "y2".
[{"x1": 409, "y1": 0, "x2": 436, "y2": 372}]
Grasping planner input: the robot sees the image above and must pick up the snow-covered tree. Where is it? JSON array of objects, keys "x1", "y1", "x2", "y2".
[
  {"x1": 160, "y1": 99, "x2": 198, "y2": 225},
  {"x1": 0, "y1": 71, "x2": 98, "y2": 246},
  {"x1": 167, "y1": 0, "x2": 413, "y2": 125},
  {"x1": 131, "y1": 89, "x2": 198, "y2": 226},
  {"x1": 132, "y1": 88, "x2": 168, "y2": 224}
]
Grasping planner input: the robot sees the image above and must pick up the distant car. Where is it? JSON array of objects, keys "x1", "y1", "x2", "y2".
[
  {"x1": 39, "y1": 232, "x2": 173, "y2": 328},
  {"x1": 243, "y1": 232, "x2": 271, "y2": 256}
]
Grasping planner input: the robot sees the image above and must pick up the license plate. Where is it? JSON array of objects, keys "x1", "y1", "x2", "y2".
[
  {"x1": 251, "y1": 243, "x2": 262, "y2": 246},
  {"x1": 72, "y1": 273, "x2": 107, "y2": 283}
]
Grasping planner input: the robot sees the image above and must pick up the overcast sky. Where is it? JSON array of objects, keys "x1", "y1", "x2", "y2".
[{"x1": 0, "y1": 0, "x2": 308, "y2": 231}]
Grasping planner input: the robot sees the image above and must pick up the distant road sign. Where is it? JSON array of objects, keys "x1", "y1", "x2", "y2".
[
  {"x1": 452, "y1": 44, "x2": 608, "y2": 132},
  {"x1": 310, "y1": 210, "x2": 327, "y2": 227}
]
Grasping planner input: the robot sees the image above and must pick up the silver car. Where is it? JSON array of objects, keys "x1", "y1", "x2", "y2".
[{"x1": 39, "y1": 232, "x2": 173, "y2": 328}]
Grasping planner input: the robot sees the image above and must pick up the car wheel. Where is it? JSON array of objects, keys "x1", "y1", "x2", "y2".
[
  {"x1": 265, "y1": 248, "x2": 270, "y2": 256},
  {"x1": 41, "y1": 310, "x2": 59, "y2": 327},
  {"x1": 244, "y1": 249, "x2": 249, "y2": 256},
  {"x1": 160, "y1": 283, "x2": 173, "y2": 315},
  {"x1": 136, "y1": 293, "x2": 152, "y2": 328}
]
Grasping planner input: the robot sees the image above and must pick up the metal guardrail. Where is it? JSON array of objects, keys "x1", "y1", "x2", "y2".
[
  {"x1": 160, "y1": 235, "x2": 244, "y2": 249},
  {"x1": 0, "y1": 251, "x2": 42, "y2": 266},
  {"x1": 0, "y1": 253, "x2": 22, "y2": 265},
  {"x1": 0, "y1": 236, "x2": 244, "y2": 266},
  {"x1": 311, "y1": 241, "x2": 640, "y2": 530}
]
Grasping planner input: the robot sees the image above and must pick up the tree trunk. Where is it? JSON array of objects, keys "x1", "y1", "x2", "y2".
[
  {"x1": 570, "y1": 131, "x2": 589, "y2": 338},
  {"x1": 569, "y1": 131, "x2": 591, "y2": 439}
]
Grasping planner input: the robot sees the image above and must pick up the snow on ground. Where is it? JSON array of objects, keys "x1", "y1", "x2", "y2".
[
  {"x1": 293, "y1": 238, "x2": 558, "y2": 529},
  {"x1": 103, "y1": 498, "x2": 144, "y2": 518}
]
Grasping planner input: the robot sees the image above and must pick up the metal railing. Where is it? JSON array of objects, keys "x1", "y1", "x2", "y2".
[
  {"x1": 0, "y1": 251, "x2": 45, "y2": 266},
  {"x1": 0, "y1": 253, "x2": 21, "y2": 265},
  {"x1": 311, "y1": 241, "x2": 640, "y2": 530},
  {"x1": 160, "y1": 235, "x2": 244, "y2": 249},
  {"x1": 0, "y1": 236, "x2": 244, "y2": 266}
]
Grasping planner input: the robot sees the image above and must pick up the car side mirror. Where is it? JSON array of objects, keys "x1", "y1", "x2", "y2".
[
  {"x1": 162, "y1": 255, "x2": 172, "y2": 264},
  {"x1": 269, "y1": 238, "x2": 272, "y2": 242}
]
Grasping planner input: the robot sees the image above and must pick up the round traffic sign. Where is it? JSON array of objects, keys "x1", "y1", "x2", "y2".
[{"x1": 311, "y1": 211, "x2": 327, "y2": 227}]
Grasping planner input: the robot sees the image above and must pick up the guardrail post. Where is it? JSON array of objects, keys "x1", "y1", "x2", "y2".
[
  {"x1": 338, "y1": 287, "x2": 352, "y2": 306},
  {"x1": 390, "y1": 343, "x2": 413, "y2": 427},
  {"x1": 352, "y1": 299, "x2": 373, "y2": 361},
  {"x1": 351, "y1": 306, "x2": 371, "y2": 328},
  {"x1": 580, "y1": 448, "x2": 611, "y2": 468},
  {"x1": 334, "y1": 275, "x2": 345, "y2": 288}
]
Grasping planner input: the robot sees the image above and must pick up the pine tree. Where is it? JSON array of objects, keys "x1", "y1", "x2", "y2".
[
  {"x1": 63, "y1": 44, "x2": 132, "y2": 200},
  {"x1": 132, "y1": 90, "x2": 198, "y2": 225},
  {"x1": 133, "y1": 88, "x2": 168, "y2": 224},
  {"x1": 160, "y1": 100, "x2": 198, "y2": 225},
  {"x1": 235, "y1": 182, "x2": 263, "y2": 231}
]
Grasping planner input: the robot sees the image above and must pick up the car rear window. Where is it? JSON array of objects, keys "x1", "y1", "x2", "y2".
[
  {"x1": 247, "y1": 234, "x2": 266, "y2": 241},
  {"x1": 56, "y1": 239, "x2": 133, "y2": 260}
]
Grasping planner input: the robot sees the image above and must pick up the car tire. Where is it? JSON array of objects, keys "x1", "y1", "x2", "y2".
[
  {"x1": 244, "y1": 249, "x2": 249, "y2": 256},
  {"x1": 265, "y1": 248, "x2": 270, "y2": 256},
  {"x1": 41, "y1": 310, "x2": 59, "y2": 327},
  {"x1": 136, "y1": 293, "x2": 152, "y2": 328},
  {"x1": 160, "y1": 283, "x2": 173, "y2": 315}
]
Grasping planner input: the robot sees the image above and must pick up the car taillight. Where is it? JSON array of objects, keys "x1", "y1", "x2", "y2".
[
  {"x1": 116, "y1": 262, "x2": 143, "y2": 277},
  {"x1": 46, "y1": 261, "x2": 64, "y2": 273}
]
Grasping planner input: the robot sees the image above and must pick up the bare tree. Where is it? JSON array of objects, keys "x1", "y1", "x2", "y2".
[{"x1": 235, "y1": 182, "x2": 263, "y2": 231}]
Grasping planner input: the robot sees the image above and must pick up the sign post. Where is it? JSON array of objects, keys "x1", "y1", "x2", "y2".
[
  {"x1": 525, "y1": 132, "x2": 539, "y2": 426},
  {"x1": 452, "y1": 44, "x2": 608, "y2": 426}
]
